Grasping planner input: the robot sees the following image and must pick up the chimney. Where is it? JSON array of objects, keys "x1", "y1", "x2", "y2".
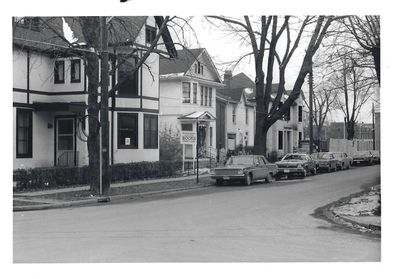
[{"x1": 224, "y1": 70, "x2": 232, "y2": 87}]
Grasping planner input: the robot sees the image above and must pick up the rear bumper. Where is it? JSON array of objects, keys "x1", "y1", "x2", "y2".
[
  {"x1": 276, "y1": 168, "x2": 304, "y2": 176},
  {"x1": 211, "y1": 174, "x2": 246, "y2": 181}
]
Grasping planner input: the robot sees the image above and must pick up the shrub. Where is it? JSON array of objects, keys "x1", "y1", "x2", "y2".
[
  {"x1": 13, "y1": 161, "x2": 182, "y2": 191},
  {"x1": 159, "y1": 125, "x2": 182, "y2": 161}
]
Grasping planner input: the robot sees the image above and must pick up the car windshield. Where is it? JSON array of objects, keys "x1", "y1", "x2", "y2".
[
  {"x1": 311, "y1": 153, "x2": 330, "y2": 159},
  {"x1": 282, "y1": 154, "x2": 306, "y2": 161},
  {"x1": 226, "y1": 156, "x2": 257, "y2": 166}
]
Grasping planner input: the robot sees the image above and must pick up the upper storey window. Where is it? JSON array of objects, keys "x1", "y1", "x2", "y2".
[
  {"x1": 54, "y1": 60, "x2": 65, "y2": 84},
  {"x1": 145, "y1": 25, "x2": 157, "y2": 45}
]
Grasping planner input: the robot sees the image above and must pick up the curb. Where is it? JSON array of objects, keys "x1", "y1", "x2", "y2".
[
  {"x1": 312, "y1": 184, "x2": 381, "y2": 237},
  {"x1": 13, "y1": 184, "x2": 214, "y2": 212}
]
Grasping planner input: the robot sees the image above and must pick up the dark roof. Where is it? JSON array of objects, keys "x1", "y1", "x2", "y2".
[
  {"x1": 13, "y1": 17, "x2": 177, "y2": 58},
  {"x1": 217, "y1": 88, "x2": 244, "y2": 103},
  {"x1": 228, "y1": 72, "x2": 256, "y2": 89},
  {"x1": 13, "y1": 17, "x2": 70, "y2": 54},
  {"x1": 160, "y1": 48, "x2": 204, "y2": 75},
  {"x1": 64, "y1": 16, "x2": 147, "y2": 46}
]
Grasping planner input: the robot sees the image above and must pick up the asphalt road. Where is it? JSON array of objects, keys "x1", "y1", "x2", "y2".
[{"x1": 13, "y1": 165, "x2": 381, "y2": 262}]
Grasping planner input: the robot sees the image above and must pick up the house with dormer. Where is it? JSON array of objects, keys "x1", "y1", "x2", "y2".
[
  {"x1": 13, "y1": 16, "x2": 177, "y2": 170},
  {"x1": 159, "y1": 48, "x2": 225, "y2": 160}
]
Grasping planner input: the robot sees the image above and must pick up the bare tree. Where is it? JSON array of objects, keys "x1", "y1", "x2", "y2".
[
  {"x1": 329, "y1": 55, "x2": 375, "y2": 139},
  {"x1": 206, "y1": 16, "x2": 335, "y2": 155},
  {"x1": 341, "y1": 16, "x2": 380, "y2": 84}
]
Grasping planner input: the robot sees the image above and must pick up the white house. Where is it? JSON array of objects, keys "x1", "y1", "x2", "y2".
[
  {"x1": 13, "y1": 16, "x2": 177, "y2": 170},
  {"x1": 216, "y1": 87, "x2": 256, "y2": 151},
  {"x1": 219, "y1": 71, "x2": 304, "y2": 158},
  {"x1": 159, "y1": 48, "x2": 225, "y2": 159}
]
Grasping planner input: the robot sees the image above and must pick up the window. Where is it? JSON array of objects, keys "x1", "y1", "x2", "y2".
[
  {"x1": 245, "y1": 108, "x2": 249, "y2": 124},
  {"x1": 200, "y1": 86, "x2": 204, "y2": 106},
  {"x1": 284, "y1": 109, "x2": 291, "y2": 121},
  {"x1": 118, "y1": 56, "x2": 138, "y2": 96},
  {"x1": 194, "y1": 63, "x2": 198, "y2": 73},
  {"x1": 144, "y1": 114, "x2": 158, "y2": 149},
  {"x1": 197, "y1": 61, "x2": 201, "y2": 74},
  {"x1": 182, "y1": 82, "x2": 191, "y2": 103},
  {"x1": 193, "y1": 83, "x2": 197, "y2": 104},
  {"x1": 278, "y1": 131, "x2": 283, "y2": 150},
  {"x1": 200, "y1": 65, "x2": 204, "y2": 75},
  {"x1": 118, "y1": 113, "x2": 138, "y2": 149},
  {"x1": 298, "y1": 106, "x2": 303, "y2": 122},
  {"x1": 181, "y1": 123, "x2": 193, "y2": 131},
  {"x1": 205, "y1": 89, "x2": 208, "y2": 106},
  {"x1": 16, "y1": 109, "x2": 33, "y2": 158},
  {"x1": 208, "y1": 88, "x2": 212, "y2": 107},
  {"x1": 299, "y1": 131, "x2": 302, "y2": 142},
  {"x1": 232, "y1": 106, "x2": 236, "y2": 124},
  {"x1": 145, "y1": 25, "x2": 157, "y2": 44},
  {"x1": 70, "y1": 59, "x2": 81, "y2": 83},
  {"x1": 54, "y1": 60, "x2": 65, "y2": 84}
]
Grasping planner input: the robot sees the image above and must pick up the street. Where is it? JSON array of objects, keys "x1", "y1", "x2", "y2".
[{"x1": 13, "y1": 165, "x2": 380, "y2": 262}]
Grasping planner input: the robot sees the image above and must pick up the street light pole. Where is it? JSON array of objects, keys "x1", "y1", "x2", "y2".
[
  {"x1": 308, "y1": 63, "x2": 314, "y2": 155},
  {"x1": 196, "y1": 121, "x2": 199, "y2": 184}
]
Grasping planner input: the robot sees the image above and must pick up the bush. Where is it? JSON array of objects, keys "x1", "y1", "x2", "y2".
[
  {"x1": 13, "y1": 161, "x2": 181, "y2": 191},
  {"x1": 159, "y1": 125, "x2": 182, "y2": 161}
]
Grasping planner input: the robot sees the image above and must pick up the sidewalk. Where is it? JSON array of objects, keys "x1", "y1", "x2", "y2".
[{"x1": 13, "y1": 173, "x2": 213, "y2": 211}]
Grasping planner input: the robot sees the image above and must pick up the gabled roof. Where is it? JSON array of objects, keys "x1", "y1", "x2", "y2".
[
  {"x1": 217, "y1": 88, "x2": 244, "y2": 103},
  {"x1": 178, "y1": 111, "x2": 216, "y2": 121},
  {"x1": 160, "y1": 48, "x2": 204, "y2": 75},
  {"x1": 228, "y1": 72, "x2": 256, "y2": 89}
]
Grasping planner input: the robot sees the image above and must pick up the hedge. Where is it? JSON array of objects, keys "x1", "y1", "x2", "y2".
[{"x1": 13, "y1": 160, "x2": 182, "y2": 191}]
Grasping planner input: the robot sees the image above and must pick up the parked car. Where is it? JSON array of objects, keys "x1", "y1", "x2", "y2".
[
  {"x1": 275, "y1": 153, "x2": 317, "y2": 180},
  {"x1": 331, "y1": 152, "x2": 352, "y2": 170},
  {"x1": 311, "y1": 152, "x2": 338, "y2": 172},
  {"x1": 352, "y1": 151, "x2": 374, "y2": 165},
  {"x1": 369, "y1": 150, "x2": 380, "y2": 164},
  {"x1": 211, "y1": 155, "x2": 278, "y2": 186}
]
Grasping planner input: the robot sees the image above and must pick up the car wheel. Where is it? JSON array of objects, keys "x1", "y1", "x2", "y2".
[
  {"x1": 265, "y1": 172, "x2": 275, "y2": 183},
  {"x1": 347, "y1": 163, "x2": 350, "y2": 170},
  {"x1": 215, "y1": 179, "x2": 223, "y2": 186},
  {"x1": 244, "y1": 173, "x2": 252, "y2": 186},
  {"x1": 312, "y1": 167, "x2": 317, "y2": 175}
]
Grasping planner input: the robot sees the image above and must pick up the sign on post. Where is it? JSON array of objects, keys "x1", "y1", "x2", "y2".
[{"x1": 180, "y1": 132, "x2": 197, "y2": 144}]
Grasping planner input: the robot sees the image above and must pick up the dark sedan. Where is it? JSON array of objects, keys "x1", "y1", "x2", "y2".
[
  {"x1": 211, "y1": 155, "x2": 278, "y2": 186},
  {"x1": 275, "y1": 153, "x2": 317, "y2": 180},
  {"x1": 311, "y1": 152, "x2": 338, "y2": 172}
]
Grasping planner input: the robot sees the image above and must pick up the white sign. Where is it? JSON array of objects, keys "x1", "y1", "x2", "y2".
[
  {"x1": 180, "y1": 132, "x2": 196, "y2": 144},
  {"x1": 125, "y1": 137, "x2": 131, "y2": 145}
]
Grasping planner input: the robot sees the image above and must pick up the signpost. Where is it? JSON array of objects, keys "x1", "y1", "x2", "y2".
[{"x1": 180, "y1": 131, "x2": 197, "y2": 173}]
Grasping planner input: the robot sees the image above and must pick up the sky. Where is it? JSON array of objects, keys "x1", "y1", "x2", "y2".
[{"x1": 173, "y1": 16, "x2": 378, "y2": 124}]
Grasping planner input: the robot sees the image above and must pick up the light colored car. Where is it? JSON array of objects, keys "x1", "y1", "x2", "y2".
[
  {"x1": 211, "y1": 155, "x2": 278, "y2": 186},
  {"x1": 275, "y1": 153, "x2": 317, "y2": 180},
  {"x1": 331, "y1": 152, "x2": 352, "y2": 170},
  {"x1": 311, "y1": 152, "x2": 338, "y2": 172},
  {"x1": 353, "y1": 151, "x2": 374, "y2": 165}
]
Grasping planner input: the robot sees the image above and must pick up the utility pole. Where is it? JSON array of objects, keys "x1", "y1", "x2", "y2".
[
  {"x1": 308, "y1": 64, "x2": 314, "y2": 155},
  {"x1": 99, "y1": 16, "x2": 110, "y2": 197},
  {"x1": 196, "y1": 121, "x2": 199, "y2": 184},
  {"x1": 372, "y1": 103, "x2": 375, "y2": 150}
]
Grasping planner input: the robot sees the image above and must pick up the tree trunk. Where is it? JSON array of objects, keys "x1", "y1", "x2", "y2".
[
  {"x1": 86, "y1": 52, "x2": 100, "y2": 194},
  {"x1": 346, "y1": 120, "x2": 355, "y2": 140},
  {"x1": 253, "y1": 68, "x2": 266, "y2": 156},
  {"x1": 372, "y1": 47, "x2": 380, "y2": 85}
]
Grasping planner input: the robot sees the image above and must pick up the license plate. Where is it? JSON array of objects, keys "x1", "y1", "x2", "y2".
[
  {"x1": 222, "y1": 176, "x2": 230, "y2": 180},
  {"x1": 284, "y1": 169, "x2": 290, "y2": 173}
]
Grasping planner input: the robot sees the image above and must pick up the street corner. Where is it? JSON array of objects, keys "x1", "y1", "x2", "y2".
[{"x1": 312, "y1": 185, "x2": 381, "y2": 237}]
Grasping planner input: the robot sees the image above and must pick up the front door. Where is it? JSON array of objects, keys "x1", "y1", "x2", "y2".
[{"x1": 55, "y1": 117, "x2": 76, "y2": 166}]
